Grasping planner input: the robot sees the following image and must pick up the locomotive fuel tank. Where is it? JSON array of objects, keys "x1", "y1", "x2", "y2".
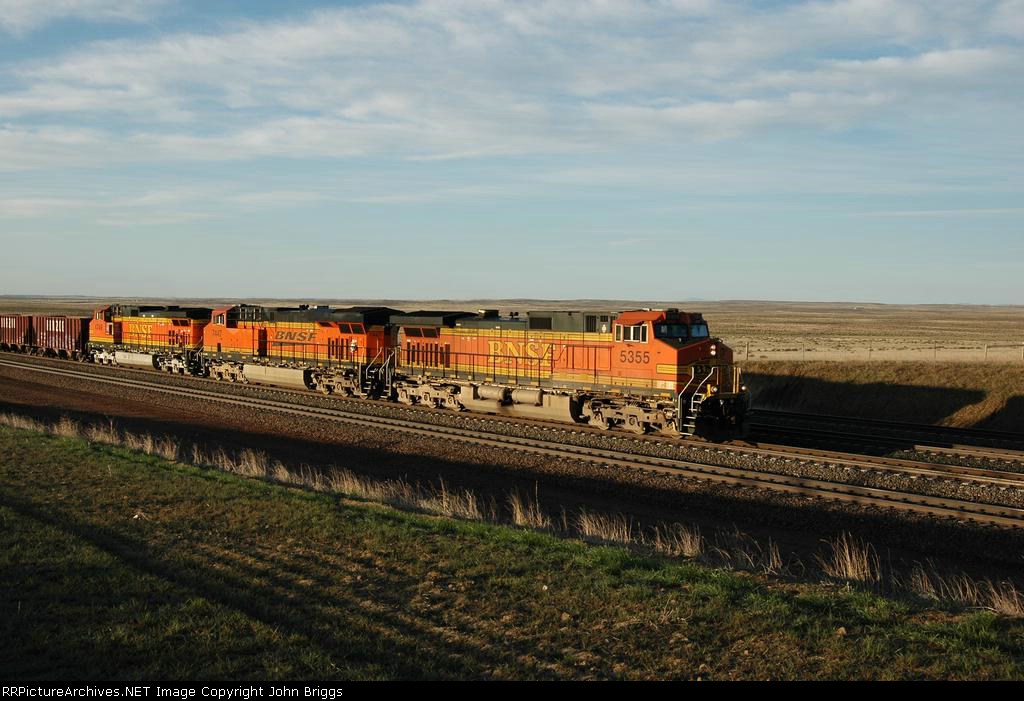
[
  {"x1": 241, "y1": 364, "x2": 311, "y2": 390},
  {"x1": 459, "y1": 386, "x2": 578, "y2": 421},
  {"x1": 114, "y1": 351, "x2": 158, "y2": 369}
]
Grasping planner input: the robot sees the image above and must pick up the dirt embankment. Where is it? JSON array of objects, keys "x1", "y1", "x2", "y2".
[{"x1": 746, "y1": 361, "x2": 1024, "y2": 431}]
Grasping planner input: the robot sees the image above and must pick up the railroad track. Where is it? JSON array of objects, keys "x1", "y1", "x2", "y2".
[
  {"x1": 750, "y1": 421, "x2": 1024, "y2": 465},
  {"x1": 4, "y1": 350, "x2": 1024, "y2": 486},
  {"x1": 4, "y1": 356, "x2": 1024, "y2": 529},
  {"x1": 7, "y1": 350, "x2": 1023, "y2": 471},
  {"x1": 752, "y1": 409, "x2": 1024, "y2": 453}
]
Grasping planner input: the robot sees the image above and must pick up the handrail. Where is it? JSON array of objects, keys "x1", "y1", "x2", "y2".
[
  {"x1": 690, "y1": 366, "x2": 716, "y2": 412},
  {"x1": 676, "y1": 366, "x2": 697, "y2": 411}
]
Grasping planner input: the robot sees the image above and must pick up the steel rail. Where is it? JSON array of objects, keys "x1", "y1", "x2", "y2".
[
  {"x1": 3, "y1": 351, "x2": 1024, "y2": 486},
  {"x1": 751, "y1": 409, "x2": 1024, "y2": 446},
  {"x1": 3, "y1": 357, "x2": 1024, "y2": 529},
  {"x1": 749, "y1": 421, "x2": 1024, "y2": 464}
]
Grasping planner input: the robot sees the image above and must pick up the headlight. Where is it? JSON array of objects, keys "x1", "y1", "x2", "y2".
[
  {"x1": 710, "y1": 385, "x2": 719, "y2": 394},
  {"x1": 710, "y1": 344, "x2": 718, "y2": 357}
]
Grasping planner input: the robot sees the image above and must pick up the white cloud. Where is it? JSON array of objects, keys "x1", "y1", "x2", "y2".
[
  {"x1": 0, "y1": 184, "x2": 326, "y2": 224},
  {"x1": 0, "y1": 0, "x2": 166, "y2": 34},
  {"x1": 0, "y1": 0, "x2": 1021, "y2": 169},
  {"x1": 991, "y1": 0, "x2": 1024, "y2": 38},
  {"x1": 587, "y1": 91, "x2": 894, "y2": 141}
]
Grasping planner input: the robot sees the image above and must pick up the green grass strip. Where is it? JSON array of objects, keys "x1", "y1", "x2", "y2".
[{"x1": 1, "y1": 426, "x2": 1023, "y2": 680}]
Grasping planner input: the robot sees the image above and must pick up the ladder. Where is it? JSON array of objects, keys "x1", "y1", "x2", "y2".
[
  {"x1": 361, "y1": 348, "x2": 396, "y2": 398},
  {"x1": 677, "y1": 366, "x2": 715, "y2": 437}
]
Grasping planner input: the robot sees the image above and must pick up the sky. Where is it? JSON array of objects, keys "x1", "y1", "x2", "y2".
[{"x1": 0, "y1": 0, "x2": 1022, "y2": 304}]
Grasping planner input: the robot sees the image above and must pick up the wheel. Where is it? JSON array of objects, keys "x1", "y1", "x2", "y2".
[{"x1": 625, "y1": 416, "x2": 647, "y2": 434}]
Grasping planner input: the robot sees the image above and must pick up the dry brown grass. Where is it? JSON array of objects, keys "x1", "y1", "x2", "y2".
[
  {"x1": 759, "y1": 540, "x2": 785, "y2": 576},
  {"x1": 706, "y1": 528, "x2": 790, "y2": 576},
  {"x1": 746, "y1": 361, "x2": 1024, "y2": 430},
  {"x1": 703, "y1": 301, "x2": 1024, "y2": 361},
  {"x1": 984, "y1": 582, "x2": 1024, "y2": 617},
  {"x1": 817, "y1": 532, "x2": 881, "y2": 584},
  {"x1": 421, "y1": 480, "x2": 484, "y2": 521},
  {"x1": 507, "y1": 487, "x2": 553, "y2": 530},
  {"x1": 53, "y1": 416, "x2": 79, "y2": 438},
  {"x1": 329, "y1": 468, "x2": 420, "y2": 507},
  {"x1": 903, "y1": 563, "x2": 1024, "y2": 617},
  {"x1": 1, "y1": 414, "x2": 47, "y2": 432},
  {"x1": 576, "y1": 510, "x2": 633, "y2": 544},
  {"x1": 649, "y1": 523, "x2": 704, "y2": 558},
  {"x1": 84, "y1": 421, "x2": 120, "y2": 444}
]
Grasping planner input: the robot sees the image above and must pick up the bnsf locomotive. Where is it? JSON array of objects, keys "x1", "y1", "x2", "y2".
[{"x1": 2, "y1": 303, "x2": 749, "y2": 438}]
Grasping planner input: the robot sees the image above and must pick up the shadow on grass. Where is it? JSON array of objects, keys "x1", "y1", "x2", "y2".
[
  {"x1": 974, "y1": 395, "x2": 1024, "y2": 433},
  {"x1": 0, "y1": 487, "x2": 539, "y2": 680},
  {"x1": 748, "y1": 373, "x2": 986, "y2": 426}
]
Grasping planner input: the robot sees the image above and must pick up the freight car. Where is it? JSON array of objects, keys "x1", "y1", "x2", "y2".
[
  {"x1": 0, "y1": 314, "x2": 32, "y2": 353},
  {"x1": 32, "y1": 315, "x2": 90, "y2": 359},
  {"x1": 0, "y1": 313, "x2": 90, "y2": 358},
  {"x1": 1, "y1": 302, "x2": 749, "y2": 438}
]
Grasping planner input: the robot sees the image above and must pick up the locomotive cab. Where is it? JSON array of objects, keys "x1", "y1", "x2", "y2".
[
  {"x1": 89, "y1": 306, "x2": 119, "y2": 346},
  {"x1": 611, "y1": 309, "x2": 748, "y2": 438}
]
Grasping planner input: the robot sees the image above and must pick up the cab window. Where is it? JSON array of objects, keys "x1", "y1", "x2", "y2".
[
  {"x1": 655, "y1": 324, "x2": 689, "y2": 339},
  {"x1": 690, "y1": 324, "x2": 709, "y2": 339},
  {"x1": 622, "y1": 323, "x2": 647, "y2": 343}
]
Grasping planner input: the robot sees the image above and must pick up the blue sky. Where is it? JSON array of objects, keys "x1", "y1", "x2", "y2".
[{"x1": 1, "y1": 0, "x2": 1022, "y2": 304}]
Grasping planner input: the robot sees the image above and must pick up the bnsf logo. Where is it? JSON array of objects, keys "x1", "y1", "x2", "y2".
[
  {"x1": 487, "y1": 340, "x2": 552, "y2": 359},
  {"x1": 274, "y1": 331, "x2": 317, "y2": 342}
]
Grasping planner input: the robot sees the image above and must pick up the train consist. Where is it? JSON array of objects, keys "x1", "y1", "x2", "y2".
[{"x1": 1, "y1": 303, "x2": 748, "y2": 438}]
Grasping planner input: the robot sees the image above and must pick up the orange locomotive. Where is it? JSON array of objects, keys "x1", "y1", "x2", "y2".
[
  {"x1": 389, "y1": 308, "x2": 746, "y2": 437},
  {"x1": 202, "y1": 304, "x2": 398, "y2": 394},
  {"x1": 89, "y1": 305, "x2": 211, "y2": 373}
]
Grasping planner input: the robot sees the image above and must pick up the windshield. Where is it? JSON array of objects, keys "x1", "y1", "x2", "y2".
[
  {"x1": 655, "y1": 324, "x2": 688, "y2": 339},
  {"x1": 654, "y1": 323, "x2": 710, "y2": 341}
]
